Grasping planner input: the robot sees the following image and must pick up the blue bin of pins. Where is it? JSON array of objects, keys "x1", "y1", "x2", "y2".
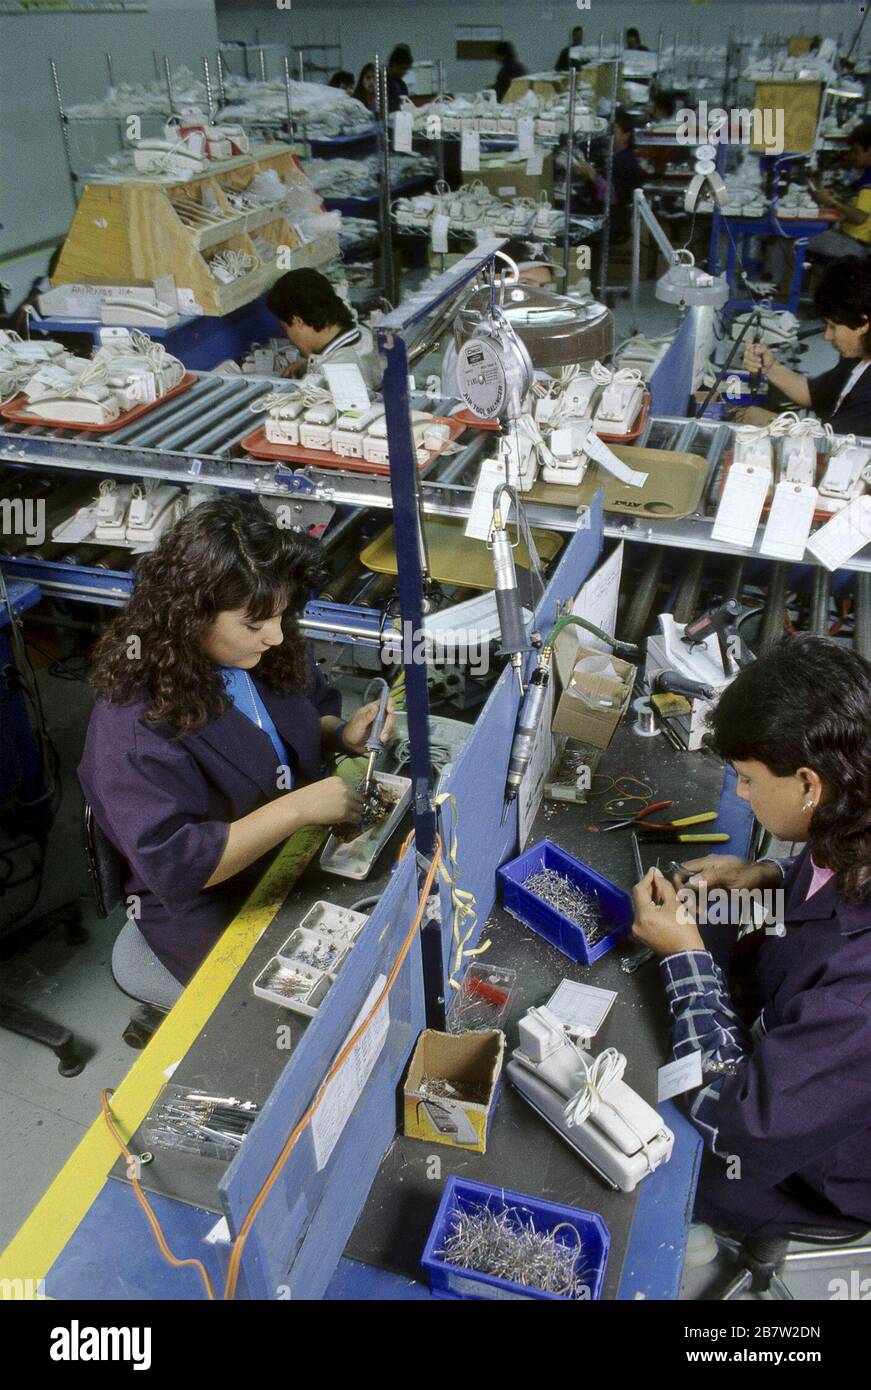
[
  {"x1": 497, "y1": 839, "x2": 633, "y2": 965},
  {"x1": 421, "y1": 1175, "x2": 610, "y2": 1300}
]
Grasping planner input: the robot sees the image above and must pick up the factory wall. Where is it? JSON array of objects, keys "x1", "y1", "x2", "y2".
[
  {"x1": 215, "y1": 0, "x2": 862, "y2": 93},
  {"x1": 0, "y1": 0, "x2": 220, "y2": 309}
]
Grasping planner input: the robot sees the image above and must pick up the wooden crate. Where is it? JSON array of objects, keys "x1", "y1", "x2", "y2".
[
  {"x1": 52, "y1": 145, "x2": 336, "y2": 317},
  {"x1": 751, "y1": 81, "x2": 823, "y2": 154}
]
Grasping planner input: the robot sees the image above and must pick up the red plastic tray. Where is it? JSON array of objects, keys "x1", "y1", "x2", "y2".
[
  {"x1": 0, "y1": 371, "x2": 197, "y2": 433},
  {"x1": 452, "y1": 392, "x2": 651, "y2": 443},
  {"x1": 240, "y1": 415, "x2": 466, "y2": 475}
]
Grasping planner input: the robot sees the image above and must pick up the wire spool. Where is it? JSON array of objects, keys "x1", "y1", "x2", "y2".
[{"x1": 631, "y1": 696, "x2": 660, "y2": 737}]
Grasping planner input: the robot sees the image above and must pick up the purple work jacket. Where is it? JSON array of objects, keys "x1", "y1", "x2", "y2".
[
  {"x1": 707, "y1": 847, "x2": 871, "y2": 1228},
  {"x1": 77, "y1": 657, "x2": 341, "y2": 984}
]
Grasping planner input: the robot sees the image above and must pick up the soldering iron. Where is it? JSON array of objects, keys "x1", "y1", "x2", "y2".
[
  {"x1": 361, "y1": 676, "x2": 391, "y2": 797},
  {"x1": 502, "y1": 614, "x2": 639, "y2": 818}
]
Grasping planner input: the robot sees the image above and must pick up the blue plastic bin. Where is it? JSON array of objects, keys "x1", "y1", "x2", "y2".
[
  {"x1": 497, "y1": 839, "x2": 633, "y2": 965},
  {"x1": 421, "y1": 1175, "x2": 610, "y2": 1300}
]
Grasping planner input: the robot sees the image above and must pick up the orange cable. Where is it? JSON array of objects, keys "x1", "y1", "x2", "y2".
[
  {"x1": 100, "y1": 1088, "x2": 217, "y2": 1300},
  {"x1": 221, "y1": 834, "x2": 443, "y2": 1299}
]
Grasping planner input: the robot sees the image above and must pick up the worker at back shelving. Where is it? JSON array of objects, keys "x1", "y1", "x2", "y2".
[
  {"x1": 266, "y1": 269, "x2": 383, "y2": 390},
  {"x1": 632, "y1": 637, "x2": 871, "y2": 1237},
  {"x1": 744, "y1": 256, "x2": 871, "y2": 435},
  {"x1": 78, "y1": 496, "x2": 394, "y2": 986}
]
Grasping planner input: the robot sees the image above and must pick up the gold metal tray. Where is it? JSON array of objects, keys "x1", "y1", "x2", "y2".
[
  {"x1": 527, "y1": 447, "x2": 709, "y2": 519},
  {"x1": 360, "y1": 517, "x2": 564, "y2": 590}
]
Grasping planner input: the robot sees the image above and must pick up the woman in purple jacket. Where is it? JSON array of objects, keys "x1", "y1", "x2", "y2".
[
  {"x1": 633, "y1": 636, "x2": 871, "y2": 1236},
  {"x1": 78, "y1": 496, "x2": 392, "y2": 985}
]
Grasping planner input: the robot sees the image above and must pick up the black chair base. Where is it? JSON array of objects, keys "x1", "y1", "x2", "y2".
[
  {"x1": 710, "y1": 1225, "x2": 871, "y2": 1300},
  {"x1": 121, "y1": 1003, "x2": 167, "y2": 1050},
  {"x1": 0, "y1": 902, "x2": 88, "y2": 1076}
]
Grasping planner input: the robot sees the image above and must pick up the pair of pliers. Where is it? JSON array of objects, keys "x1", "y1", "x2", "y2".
[{"x1": 602, "y1": 801, "x2": 721, "y2": 833}]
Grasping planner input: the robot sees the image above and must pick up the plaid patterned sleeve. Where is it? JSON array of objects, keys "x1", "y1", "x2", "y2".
[{"x1": 660, "y1": 949, "x2": 751, "y2": 1156}]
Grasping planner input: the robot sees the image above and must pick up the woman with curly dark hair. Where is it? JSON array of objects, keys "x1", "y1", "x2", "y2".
[
  {"x1": 632, "y1": 636, "x2": 871, "y2": 1236},
  {"x1": 78, "y1": 495, "x2": 392, "y2": 986}
]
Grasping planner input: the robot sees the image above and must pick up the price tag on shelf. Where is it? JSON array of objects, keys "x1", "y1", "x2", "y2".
[
  {"x1": 431, "y1": 212, "x2": 450, "y2": 253},
  {"x1": 461, "y1": 126, "x2": 480, "y2": 172},
  {"x1": 393, "y1": 109, "x2": 414, "y2": 154},
  {"x1": 807, "y1": 494, "x2": 871, "y2": 571}
]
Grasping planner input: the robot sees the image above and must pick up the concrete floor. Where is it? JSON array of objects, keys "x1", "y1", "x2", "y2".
[{"x1": 0, "y1": 278, "x2": 865, "y2": 1298}]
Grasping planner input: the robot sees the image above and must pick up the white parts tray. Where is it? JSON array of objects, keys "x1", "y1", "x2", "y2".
[
  {"x1": 319, "y1": 771, "x2": 412, "y2": 880},
  {"x1": 252, "y1": 900, "x2": 369, "y2": 1017},
  {"x1": 277, "y1": 926, "x2": 351, "y2": 975}
]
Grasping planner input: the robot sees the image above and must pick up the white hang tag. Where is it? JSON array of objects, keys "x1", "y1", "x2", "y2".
[
  {"x1": 431, "y1": 212, "x2": 450, "y2": 253},
  {"x1": 517, "y1": 116, "x2": 535, "y2": 156},
  {"x1": 807, "y1": 494, "x2": 871, "y2": 571},
  {"x1": 711, "y1": 462, "x2": 769, "y2": 547},
  {"x1": 526, "y1": 146, "x2": 545, "y2": 176},
  {"x1": 465, "y1": 457, "x2": 512, "y2": 541},
  {"x1": 657, "y1": 1050, "x2": 703, "y2": 1103},
  {"x1": 583, "y1": 429, "x2": 648, "y2": 488},
  {"x1": 461, "y1": 126, "x2": 480, "y2": 172},
  {"x1": 393, "y1": 109, "x2": 414, "y2": 154},
  {"x1": 322, "y1": 362, "x2": 370, "y2": 411},
  {"x1": 98, "y1": 326, "x2": 132, "y2": 344},
  {"x1": 759, "y1": 481, "x2": 818, "y2": 560}
]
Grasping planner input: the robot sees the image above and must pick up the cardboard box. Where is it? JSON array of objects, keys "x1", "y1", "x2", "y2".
[
  {"x1": 503, "y1": 75, "x2": 568, "y2": 103},
  {"x1": 752, "y1": 80, "x2": 823, "y2": 154},
  {"x1": 475, "y1": 152, "x2": 554, "y2": 202},
  {"x1": 403, "y1": 1029, "x2": 504, "y2": 1153},
  {"x1": 551, "y1": 643, "x2": 636, "y2": 750}
]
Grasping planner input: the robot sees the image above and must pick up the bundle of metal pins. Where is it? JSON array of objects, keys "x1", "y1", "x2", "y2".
[
  {"x1": 438, "y1": 1203, "x2": 591, "y2": 1298},
  {"x1": 522, "y1": 870, "x2": 606, "y2": 944},
  {"x1": 293, "y1": 941, "x2": 340, "y2": 971},
  {"x1": 264, "y1": 965, "x2": 317, "y2": 999}
]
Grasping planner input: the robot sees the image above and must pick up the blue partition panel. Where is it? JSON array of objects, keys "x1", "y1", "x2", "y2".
[
  {"x1": 218, "y1": 850, "x2": 424, "y2": 1300},
  {"x1": 649, "y1": 307, "x2": 700, "y2": 418},
  {"x1": 435, "y1": 493, "x2": 606, "y2": 995}
]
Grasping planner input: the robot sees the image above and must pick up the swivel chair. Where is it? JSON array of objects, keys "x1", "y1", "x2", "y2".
[{"x1": 713, "y1": 1223, "x2": 871, "y2": 1299}]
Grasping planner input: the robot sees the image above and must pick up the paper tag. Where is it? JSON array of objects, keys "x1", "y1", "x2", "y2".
[
  {"x1": 465, "y1": 457, "x2": 511, "y2": 541},
  {"x1": 322, "y1": 362, "x2": 370, "y2": 412},
  {"x1": 312, "y1": 975, "x2": 390, "y2": 1171},
  {"x1": 657, "y1": 1050, "x2": 703, "y2": 1103},
  {"x1": 431, "y1": 212, "x2": 450, "y2": 253},
  {"x1": 461, "y1": 127, "x2": 481, "y2": 172},
  {"x1": 176, "y1": 288, "x2": 203, "y2": 315},
  {"x1": 98, "y1": 326, "x2": 132, "y2": 344},
  {"x1": 711, "y1": 462, "x2": 769, "y2": 547},
  {"x1": 152, "y1": 274, "x2": 178, "y2": 311},
  {"x1": 497, "y1": 185, "x2": 517, "y2": 196},
  {"x1": 583, "y1": 429, "x2": 648, "y2": 488},
  {"x1": 759, "y1": 481, "x2": 817, "y2": 560},
  {"x1": 807, "y1": 494, "x2": 871, "y2": 570},
  {"x1": 545, "y1": 979, "x2": 617, "y2": 1037},
  {"x1": 393, "y1": 109, "x2": 414, "y2": 154},
  {"x1": 526, "y1": 146, "x2": 545, "y2": 176},
  {"x1": 517, "y1": 117, "x2": 535, "y2": 156}
]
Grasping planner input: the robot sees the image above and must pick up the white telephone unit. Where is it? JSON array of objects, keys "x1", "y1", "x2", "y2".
[
  {"x1": 94, "y1": 481, "x2": 133, "y2": 540},
  {"x1": 497, "y1": 414, "x2": 541, "y2": 492},
  {"x1": 299, "y1": 402, "x2": 338, "y2": 450},
  {"x1": 363, "y1": 412, "x2": 431, "y2": 466},
  {"x1": 818, "y1": 442, "x2": 871, "y2": 511},
  {"x1": 263, "y1": 394, "x2": 306, "y2": 445},
  {"x1": 27, "y1": 385, "x2": 119, "y2": 426},
  {"x1": 133, "y1": 140, "x2": 207, "y2": 177},
  {"x1": 781, "y1": 432, "x2": 818, "y2": 486},
  {"x1": 331, "y1": 403, "x2": 386, "y2": 458},
  {"x1": 559, "y1": 374, "x2": 600, "y2": 420},
  {"x1": 593, "y1": 375, "x2": 644, "y2": 436},
  {"x1": 126, "y1": 482, "x2": 181, "y2": 544},
  {"x1": 100, "y1": 298, "x2": 179, "y2": 329},
  {"x1": 507, "y1": 1007, "x2": 674, "y2": 1192},
  {"x1": 732, "y1": 425, "x2": 774, "y2": 475},
  {"x1": 542, "y1": 417, "x2": 593, "y2": 487}
]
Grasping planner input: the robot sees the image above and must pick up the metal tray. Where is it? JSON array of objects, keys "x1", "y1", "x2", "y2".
[{"x1": 319, "y1": 771, "x2": 412, "y2": 880}]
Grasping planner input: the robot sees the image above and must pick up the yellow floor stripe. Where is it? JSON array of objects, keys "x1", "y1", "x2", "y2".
[{"x1": 0, "y1": 820, "x2": 330, "y2": 1293}]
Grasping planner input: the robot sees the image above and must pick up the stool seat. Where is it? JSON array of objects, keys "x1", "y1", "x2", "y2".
[{"x1": 112, "y1": 918, "x2": 183, "y2": 1011}]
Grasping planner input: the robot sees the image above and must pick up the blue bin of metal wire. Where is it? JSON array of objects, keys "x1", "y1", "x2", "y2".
[
  {"x1": 421, "y1": 1175, "x2": 610, "y2": 1300},
  {"x1": 497, "y1": 839, "x2": 633, "y2": 965}
]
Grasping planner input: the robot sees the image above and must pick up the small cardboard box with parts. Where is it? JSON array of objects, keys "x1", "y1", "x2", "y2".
[
  {"x1": 551, "y1": 644, "x2": 635, "y2": 750},
  {"x1": 403, "y1": 1029, "x2": 504, "y2": 1153}
]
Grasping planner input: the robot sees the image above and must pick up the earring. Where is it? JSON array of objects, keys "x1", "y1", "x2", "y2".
[{"x1": 803, "y1": 800, "x2": 815, "y2": 812}]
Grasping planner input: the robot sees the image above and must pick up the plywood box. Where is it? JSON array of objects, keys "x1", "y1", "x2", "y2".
[
  {"x1": 752, "y1": 80, "x2": 823, "y2": 154},
  {"x1": 52, "y1": 145, "x2": 337, "y2": 317}
]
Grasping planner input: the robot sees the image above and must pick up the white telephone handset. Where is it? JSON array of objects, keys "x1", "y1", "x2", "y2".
[
  {"x1": 592, "y1": 371, "x2": 644, "y2": 436},
  {"x1": 508, "y1": 1008, "x2": 673, "y2": 1191},
  {"x1": 818, "y1": 441, "x2": 871, "y2": 508},
  {"x1": 100, "y1": 298, "x2": 179, "y2": 329}
]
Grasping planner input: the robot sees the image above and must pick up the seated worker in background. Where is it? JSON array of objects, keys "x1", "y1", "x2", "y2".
[
  {"x1": 353, "y1": 62, "x2": 377, "y2": 113},
  {"x1": 633, "y1": 636, "x2": 871, "y2": 1237},
  {"x1": 573, "y1": 108, "x2": 644, "y2": 242},
  {"x1": 625, "y1": 28, "x2": 649, "y2": 51},
  {"x1": 555, "y1": 25, "x2": 583, "y2": 72},
  {"x1": 328, "y1": 70, "x2": 355, "y2": 94},
  {"x1": 650, "y1": 88, "x2": 676, "y2": 122},
  {"x1": 265, "y1": 269, "x2": 383, "y2": 391},
  {"x1": 79, "y1": 497, "x2": 394, "y2": 986},
  {"x1": 386, "y1": 44, "x2": 413, "y2": 112},
  {"x1": 744, "y1": 256, "x2": 871, "y2": 434},
  {"x1": 806, "y1": 121, "x2": 871, "y2": 260},
  {"x1": 492, "y1": 42, "x2": 527, "y2": 102}
]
